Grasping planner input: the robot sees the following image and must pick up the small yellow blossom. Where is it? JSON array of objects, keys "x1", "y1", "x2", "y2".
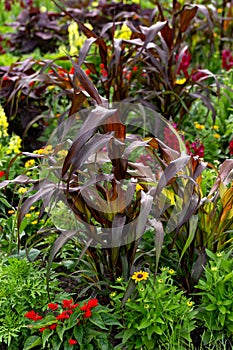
[
  {"x1": 211, "y1": 267, "x2": 218, "y2": 271},
  {"x1": 25, "y1": 159, "x2": 35, "y2": 168},
  {"x1": 126, "y1": 298, "x2": 131, "y2": 303},
  {"x1": 216, "y1": 252, "x2": 223, "y2": 257},
  {"x1": 212, "y1": 125, "x2": 219, "y2": 130},
  {"x1": 158, "y1": 279, "x2": 164, "y2": 283},
  {"x1": 187, "y1": 301, "x2": 193, "y2": 307},
  {"x1": 35, "y1": 211, "x2": 40, "y2": 215},
  {"x1": 30, "y1": 206, "x2": 35, "y2": 210},
  {"x1": 31, "y1": 220, "x2": 38, "y2": 225},
  {"x1": 132, "y1": 270, "x2": 149, "y2": 283},
  {"x1": 217, "y1": 8, "x2": 223, "y2": 13},
  {"x1": 57, "y1": 150, "x2": 68, "y2": 158},
  {"x1": 160, "y1": 266, "x2": 167, "y2": 271},
  {"x1": 40, "y1": 6, "x2": 47, "y2": 12},
  {"x1": 18, "y1": 187, "x2": 27, "y2": 194},
  {"x1": 115, "y1": 23, "x2": 131, "y2": 40},
  {"x1": 110, "y1": 292, "x2": 116, "y2": 298},
  {"x1": 175, "y1": 78, "x2": 186, "y2": 85},
  {"x1": 195, "y1": 123, "x2": 205, "y2": 130},
  {"x1": 139, "y1": 287, "x2": 145, "y2": 292},
  {"x1": 25, "y1": 213, "x2": 32, "y2": 218},
  {"x1": 116, "y1": 277, "x2": 123, "y2": 282},
  {"x1": 214, "y1": 133, "x2": 220, "y2": 139},
  {"x1": 136, "y1": 184, "x2": 143, "y2": 192},
  {"x1": 144, "y1": 304, "x2": 149, "y2": 309},
  {"x1": 168, "y1": 269, "x2": 175, "y2": 275},
  {"x1": 8, "y1": 209, "x2": 15, "y2": 214}
]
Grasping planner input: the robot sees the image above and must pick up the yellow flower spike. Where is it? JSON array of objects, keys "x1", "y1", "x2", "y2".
[
  {"x1": 187, "y1": 301, "x2": 193, "y2": 307},
  {"x1": 131, "y1": 271, "x2": 149, "y2": 283},
  {"x1": 135, "y1": 184, "x2": 143, "y2": 192},
  {"x1": 0, "y1": 104, "x2": 9, "y2": 137},
  {"x1": 6, "y1": 135, "x2": 22, "y2": 154},
  {"x1": 214, "y1": 133, "x2": 220, "y2": 139}
]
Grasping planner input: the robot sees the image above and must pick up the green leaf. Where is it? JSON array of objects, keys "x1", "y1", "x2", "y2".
[
  {"x1": 90, "y1": 313, "x2": 108, "y2": 330},
  {"x1": 73, "y1": 324, "x2": 83, "y2": 344},
  {"x1": 154, "y1": 325, "x2": 163, "y2": 335},
  {"x1": 137, "y1": 319, "x2": 152, "y2": 330},
  {"x1": 56, "y1": 324, "x2": 65, "y2": 341},
  {"x1": 42, "y1": 329, "x2": 52, "y2": 348},
  {"x1": 205, "y1": 304, "x2": 217, "y2": 311},
  {"x1": 101, "y1": 313, "x2": 122, "y2": 327},
  {"x1": 23, "y1": 336, "x2": 42, "y2": 350},
  {"x1": 219, "y1": 305, "x2": 226, "y2": 314},
  {"x1": 179, "y1": 215, "x2": 198, "y2": 263},
  {"x1": 142, "y1": 336, "x2": 155, "y2": 350},
  {"x1": 122, "y1": 329, "x2": 135, "y2": 344}
]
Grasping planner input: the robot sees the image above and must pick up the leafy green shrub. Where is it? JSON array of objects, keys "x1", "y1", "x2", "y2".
[
  {"x1": 111, "y1": 269, "x2": 197, "y2": 350},
  {"x1": 195, "y1": 249, "x2": 233, "y2": 347},
  {"x1": 0, "y1": 257, "x2": 62, "y2": 349}
]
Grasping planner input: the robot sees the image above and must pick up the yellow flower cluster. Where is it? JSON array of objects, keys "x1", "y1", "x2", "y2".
[
  {"x1": 68, "y1": 21, "x2": 93, "y2": 55},
  {"x1": 115, "y1": 23, "x2": 131, "y2": 40},
  {"x1": 175, "y1": 78, "x2": 186, "y2": 85},
  {"x1": 6, "y1": 135, "x2": 22, "y2": 154},
  {"x1": 0, "y1": 104, "x2": 9, "y2": 138}
]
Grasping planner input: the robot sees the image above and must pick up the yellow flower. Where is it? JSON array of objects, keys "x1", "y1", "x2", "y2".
[
  {"x1": 115, "y1": 23, "x2": 131, "y2": 40},
  {"x1": 25, "y1": 213, "x2": 32, "y2": 218},
  {"x1": 31, "y1": 220, "x2": 38, "y2": 225},
  {"x1": 160, "y1": 266, "x2": 167, "y2": 271},
  {"x1": 0, "y1": 104, "x2": 9, "y2": 138},
  {"x1": 135, "y1": 183, "x2": 143, "y2": 192},
  {"x1": 131, "y1": 270, "x2": 149, "y2": 283},
  {"x1": 139, "y1": 287, "x2": 145, "y2": 292},
  {"x1": 110, "y1": 292, "x2": 116, "y2": 298},
  {"x1": 35, "y1": 211, "x2": 40, "y2": 215},
  {"x1": 216, "y1": 252, "x2": 223, "y2": 257},
  {"x1": 30, "y1": 206, "x2": 35, "y2": 210},
  {"x1": 195, "y1": 123, "x2": 205, "y2": 130},
  {"x1": 18, "y1": 187, "x2": 27, "y2": 194},
  {"x1": 158, "y1": 279, "x2": 163, "y2": 283},
  {"x1": 144, "y1": 304, "x2": 149, "y2": 309},
  {"x1": 213, "y1": 133, "x2": 220, "y2": 139},
  {"x1": 187, "y1": 301, "x2": 193, "y2": 307},
  {"x1": 212, "y1": 125, "x2": 219, "y2": 130},
  {"x1": 175, "y1": 78, "x2": 186, "y2": 85},
  {"x1": 57, "y1": 150, "x2": 68, "y2": 158},
  {"x1": 217, "y1": 8, "x2": 223, "y2": 13},
  {"x1": 25, "y1": 159, "x2": 35, "y2": 168},
  {"x1": 168, "y1": 269, "x2": 175, "y2": 275},
  {"x1": 40, "y1": 6, "x2": 47, "y2": 12}
]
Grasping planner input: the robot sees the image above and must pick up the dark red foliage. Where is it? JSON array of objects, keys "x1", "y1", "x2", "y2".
[{"x1": 222, "y1": 49, "x2": 233, "y2": 70}]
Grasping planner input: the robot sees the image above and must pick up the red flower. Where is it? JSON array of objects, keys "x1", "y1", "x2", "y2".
[
  {"x1": 69, "y1": 339, "x2": 78, "y2": 345},
  {"x1": 222, "y1": 49, "x2": 233, "y2": 70},
  {"x1": 87, "y1": 298, "x2": 98, "y2": 309},
  {"x1": 83, "y1": 308, "x2": 92, "y2": 318},
  {"x1": 192, "y1": 70, "x2": 207, "y2": 82},
  {"x1": 70, "y1": 303, "x2": 79, "y2": 309},
  {"x1": 186, "y1": 141, "x2": 204, "y2": 158},
  {"x1": 85, "y1": 69, "x2": 91, "y2": 75},
  {"x1": 39, "y1": 327, "x2": 47, "y2": 332},
  {"x1": 49, "y1": 323, "x2": 57, "y2": 330},
  {"x1": 56, "y1": 311, "x2": 70, "y2": 320},
  {"x1": 48, "y1": 303, "x2": 58, "y2": 311},
  {"x1": 24, "y1": 310, "x2": 43, "y2": 321},
  {"x1": 229, "y1": 140, "x2": 233, "y2": 155},
  {"x1": 69, "y1": 66, "x2": 75, "y2": 75},
  {"x1": 0, "y1": 171, "x2": 5, "y2": 178},
  {"x1": 62, "y1": 299, "x2": 73, "y2": 309}
]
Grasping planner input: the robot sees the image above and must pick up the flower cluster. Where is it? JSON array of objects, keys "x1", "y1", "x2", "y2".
[
  {"x1": 0, "y1": 103, "x2": 9, "y2": 138},
  {"x1": 229, "y1": 139, "x2": 233, "y2": 155},
  {"x1": 222, "y1": 49, "x2": 233, "y2": 70}
]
